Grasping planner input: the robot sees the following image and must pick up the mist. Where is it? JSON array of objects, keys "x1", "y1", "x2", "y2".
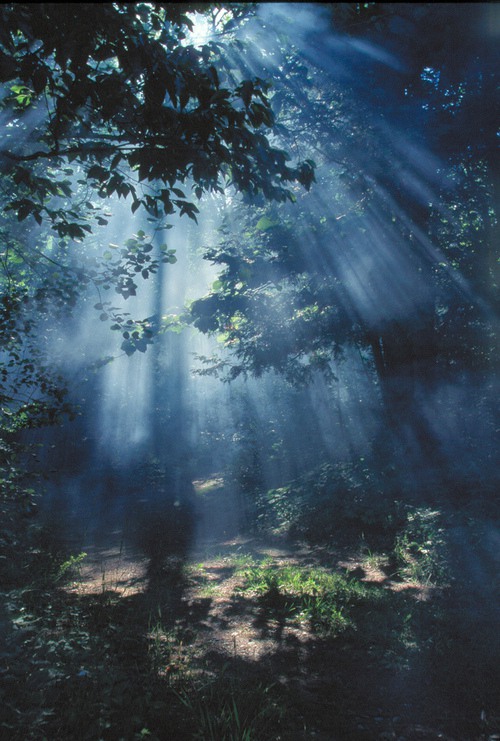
[
  {"x1": 2, "y1": 4, "x2": 498, "y2": 739},
  {"x1": 19, "y1": 0, "x2": 493, "y2": 562}
]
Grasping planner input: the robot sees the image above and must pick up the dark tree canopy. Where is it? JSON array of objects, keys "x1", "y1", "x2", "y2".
[
  {"x1": 0, "y1": 2, "x2": 316, "y2": 428},
  {"x1": 189, "y1": 3, "x2": 499, "y2": 383},
  {"x1": 0, "y1": 2, "x2": 497, "y2": 425},
  {"x1": 0, "y1": 2, "x2": 314, "y2": 237}
]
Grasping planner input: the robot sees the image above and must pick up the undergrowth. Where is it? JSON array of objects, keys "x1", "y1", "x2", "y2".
[
  {"x1": 254, "y1": 460, "x2": 401, "y2": 541},
  {"x1": 253, "y1": 461, "x2": 450, "y2": 588},
  {"x1": 1, "y1": 466, "x2": 491, "y2": 741},
  {"x1": 393, "y1": 506, "x2": 448, "y2": 585},
  {"x1": 174, "y1": 668, "x2": 283, "y2": 741},
  {"x1": 235, "y1": 560, "x2": 381, "y2": 635}
]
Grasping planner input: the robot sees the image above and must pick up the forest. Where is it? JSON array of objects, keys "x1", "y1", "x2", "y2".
[{"x1": 0, "y1": 3, "x2": 498, "y2": 739}]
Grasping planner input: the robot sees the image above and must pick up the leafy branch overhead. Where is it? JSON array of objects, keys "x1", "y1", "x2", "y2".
[
  {"x1": 0, "y1": 3, "x2": 315, "y2": 238},
  {"x1": 0, "y1": 3, "x2": 317, "y2": 428}
]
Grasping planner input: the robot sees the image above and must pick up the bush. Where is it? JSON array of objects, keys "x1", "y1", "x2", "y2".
[
  {"x1": 254, "y1": 460, "x2": 402, "y2": 542},
  {"x1": 393, "y1": 506, "x2": 448, "y2": 585}
]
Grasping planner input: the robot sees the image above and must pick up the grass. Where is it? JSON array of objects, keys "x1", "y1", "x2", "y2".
[
  {"x1": 147, "y1": 613, "x2": 195, "y2": 681},
  {"x1": 220, "y1": 552, "x2": 257, "y2": 570},
  {"x1": 174, "y1": 669, "x2": 283, "y2": 741},
  {"x1": 235, "y1": 560, "x2": 380, "y2": 635},
  {"x1": 181, "y1": 562, "x2": 219, "y2": 598},
  {"x1": 361, "y1": 543, "x2": 391, "y2": 573},
  {"x1": 2, "y1": 498, "x2": 495, "y2": 741},
  {"x1": 193, "y1": 476, "x2": 225, "y2": 497}
]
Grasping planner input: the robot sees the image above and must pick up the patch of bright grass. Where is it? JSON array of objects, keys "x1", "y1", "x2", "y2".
[
  {"x1": 361, "y1": 545, "x2": 390, "y2": 573},
  {"x1": 223, "y1": 552, "x2": 257, "y2": 570},
  {"x1": 53, "y1": 551, "x2": 88, "y2": 584},
  {"x1": 235, "y1": 561, "x2": 380, "y2": 635}
]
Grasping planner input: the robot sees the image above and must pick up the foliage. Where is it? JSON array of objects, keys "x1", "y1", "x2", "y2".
[
  {"x1": 190, "y1": 206, "x2": 351, "y2": 382},
  {"x1": 0, "y1": 440, "x2": 41, "y2": 586},
  {"x1": 175, "y1": 669, "x2": 282, "y2": 741},
  {"x1": 236, "y1": 559, "x2": 377, "y2": 635},
  {"x1": 0, "y1": 4, "x2": 314, "y2": 233},
  {"x1": 189, "y1": 3, "x2": 498, "y2": 385},
  {"x1": 0, "y1": 3, "x2": 316, "y2": 430},
  {"x1": 254, "y1": 460, "x2": 401, "y2": 541},
  {"x1": 0, "y1": 232, "x2": 77, "y2": 429},
  {"x1": 393, "y1": 506, "x2": 448, "y2": 585},
  {"x1": 0, "y1": 2, "x2": 496, "y2": 433},
  {"x1": 53, "y1": 550, "x2": 88, "y2": 584}
]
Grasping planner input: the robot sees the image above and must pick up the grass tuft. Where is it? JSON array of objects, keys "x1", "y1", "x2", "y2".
[{"x1": 235, "y1": 560, "x2": 378, "y2": 635}]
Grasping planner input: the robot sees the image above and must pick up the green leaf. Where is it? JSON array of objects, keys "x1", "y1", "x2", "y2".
[{"x1": 256, "y1": 216, "x2": 279, "y2": 231}]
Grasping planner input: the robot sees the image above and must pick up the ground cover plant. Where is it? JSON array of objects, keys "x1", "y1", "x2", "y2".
[
  {"x1": 2, "y1": 488, "x2": 499, "y2": 740},
  {"x1": 234, "y1": 560, "x2": 378, "y2": 636}
]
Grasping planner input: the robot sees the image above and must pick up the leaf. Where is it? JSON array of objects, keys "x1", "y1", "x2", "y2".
[
  {"x1": 87, "y1": 165, "x2": 108, "y2": 181},
  {"x1": 238, "y1": 80, "x2": 254, "y2": 108},
  {"x1": 16, "y1": 201, "x2": 35, "y2": 221},
  {"x1": 256, "y1": 216, "x2": 279, "y2": 231},
  {"x1": 208, "y1": 65, "x2": 219, "y2": 88},
  {"x1": 110, "y1": 153, "x2": 122, "y2": 170},
  {"x1": 121, "y1": 340, "x2": 135, "y2": 356}
]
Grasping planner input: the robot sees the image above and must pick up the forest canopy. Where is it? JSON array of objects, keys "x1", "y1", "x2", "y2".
[
  {"x1": 0, "y1": 2, "x2": 317, "y2": 428},
  {"x1": 0, "y1": 2, "x2": 498, "y2": 429}
]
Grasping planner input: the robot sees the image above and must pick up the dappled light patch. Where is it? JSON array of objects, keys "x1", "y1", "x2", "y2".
[
  {"x1": 1, "y1": 521, "x2": 499, "y2": 739},
  {"x1": 192, "y1": 475, "x2": 225, "y2": 497}
]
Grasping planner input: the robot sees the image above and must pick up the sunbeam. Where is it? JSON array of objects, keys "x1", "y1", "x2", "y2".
[{"x1": 1, "y1": 4, "x2": 498, "y2": 739}]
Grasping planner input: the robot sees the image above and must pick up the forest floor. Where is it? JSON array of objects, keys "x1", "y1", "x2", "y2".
[{"x1": 1, "y1": 481, "x2": 499, "y2": 741}]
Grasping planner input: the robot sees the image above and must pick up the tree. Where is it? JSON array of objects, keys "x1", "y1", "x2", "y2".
[
  {"x1": 190, "y1": 2, "x2": 498, "y2": 382},
  {"x1": 0, "y1": 4, "x2": 314, "y2": 225},
  {"x1": 0, "y1": 2, "x2": 315, "y2": 428},
  {"x1": 186, "y1": 2, "x2": 499, "y2": 489}
]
